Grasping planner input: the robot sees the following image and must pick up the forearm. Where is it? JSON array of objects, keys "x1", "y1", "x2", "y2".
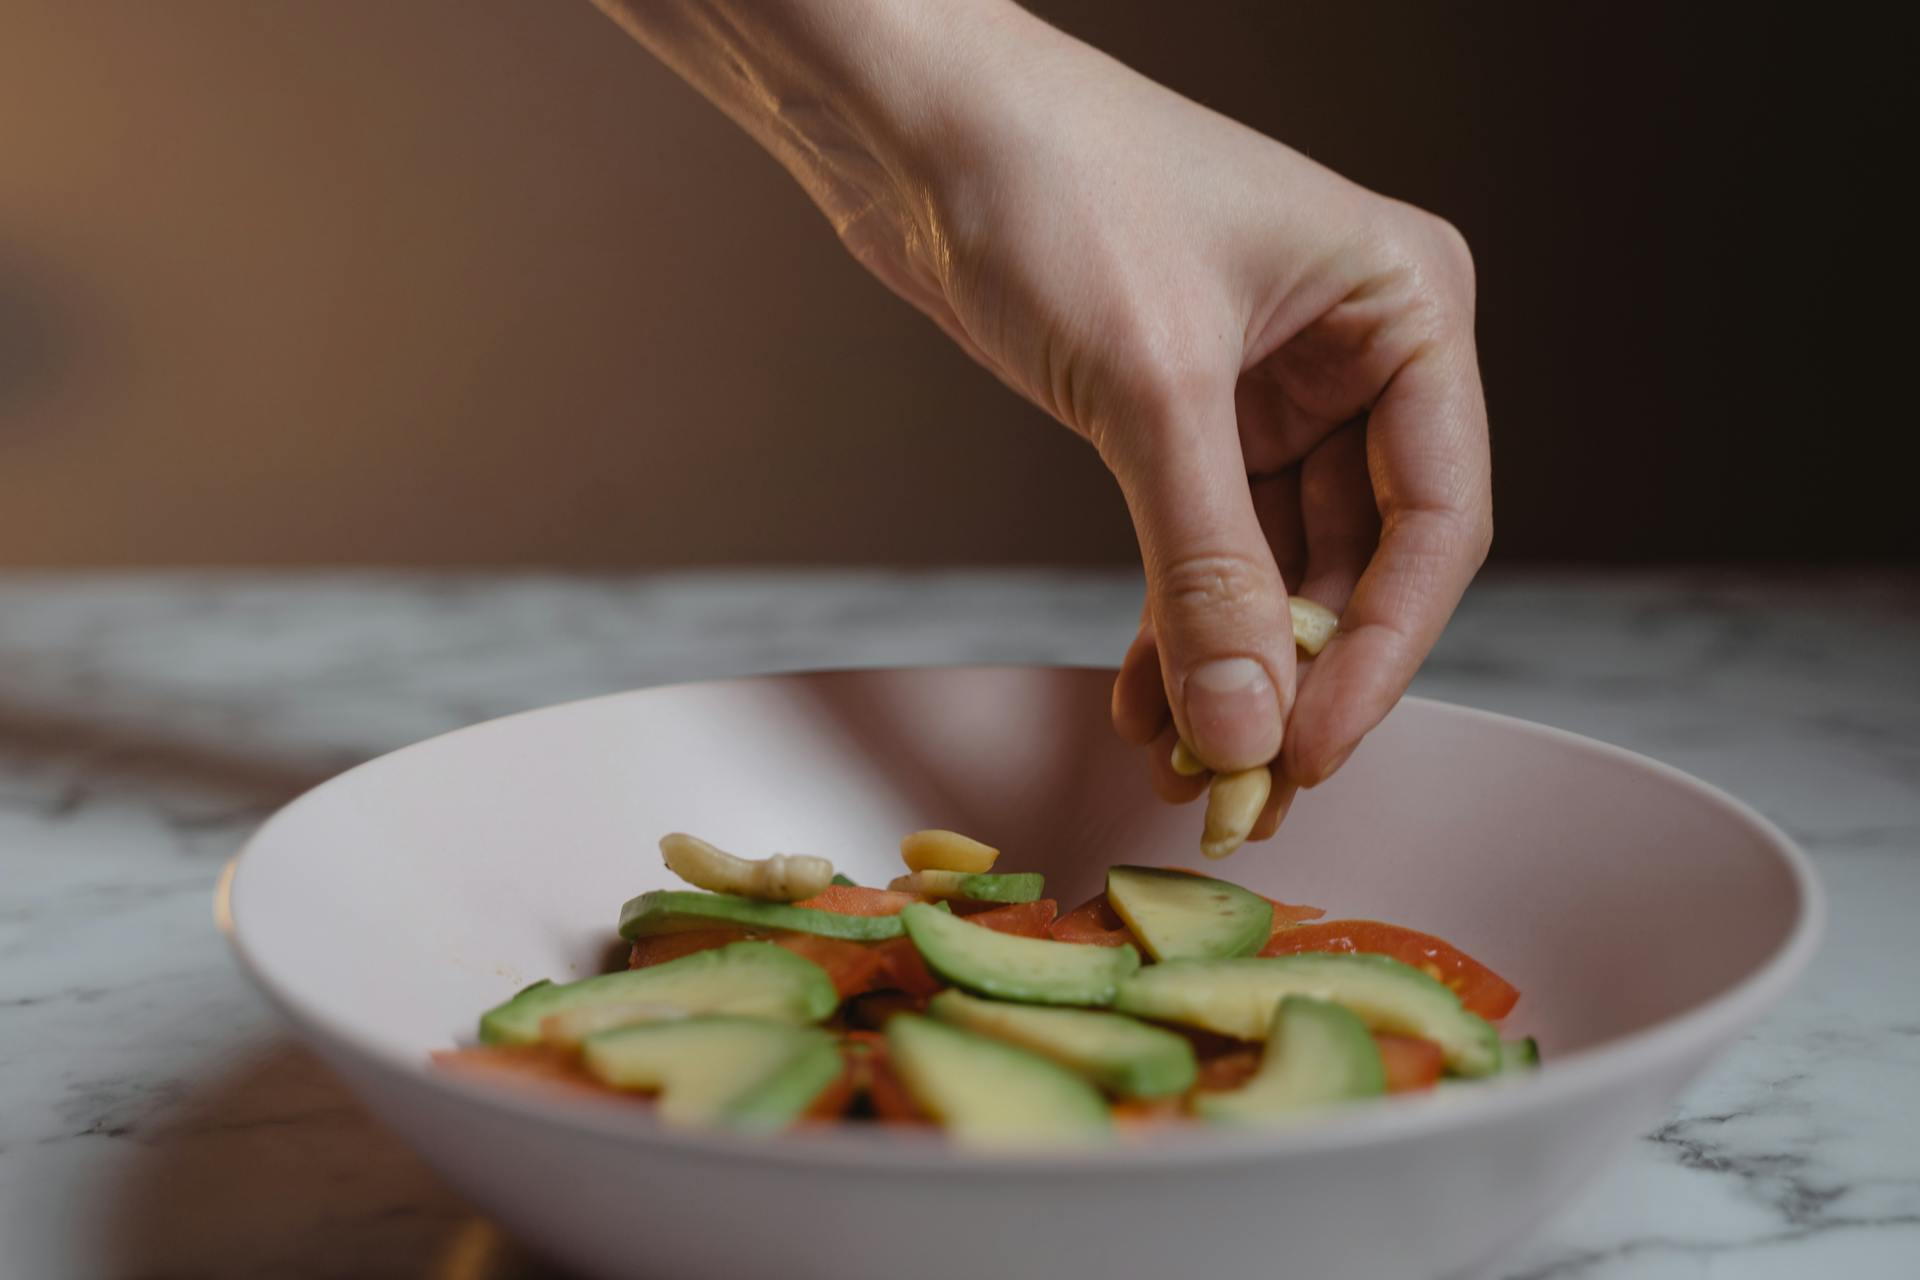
[{"x1": 588, "y1": 0, "x2": 1033, "y2": 233}]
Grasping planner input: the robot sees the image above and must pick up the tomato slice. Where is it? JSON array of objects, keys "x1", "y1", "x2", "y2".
[
  {"x1": 873, "y1": 936, "x2": 944, "y2": 996},
  {"x1": 628, "y1": 928, "x2": 747, "y2": 969},
  {"x1": 1263, "y1": 899, "x2": 1328, "y2": 928},
  {"x1": 629, "y1": 886, "x2": 919, "y2": 975},
  {"x1": 1373, "y1": 1033, "x2": 1444, "y2": 1092},
  {"x1": 963, "y1": 899, "x2": 1059, "y2": 938},
  {"x1": 1111, "y1": 1096, "x2": 1183, "y2": 1128},
  {"x1": 772, "y1": 933, "x2": 891, "y2": 998},
  {"x1": 845, "y1": 1030, "x2": 931, "y2": 1124},
  {"x1": 1048, "y1": 894, "x2": 1135, "y2": 947},
  {"x1": 1193, "y1": 1047, "x2": 1262, "y2": 1092},
  {"x1": 800, "y1": 1049, "x2": 862, "y2": 1122},
  {"x1": 792, "y1": 885, "x2": 922, "y2": 915},
  {"x1": 629, "y1": 925, "x2": 888, "y2": 998},
  {"x1": 1260, "y1": 920, "x2": 1520, "y2": 1019}
]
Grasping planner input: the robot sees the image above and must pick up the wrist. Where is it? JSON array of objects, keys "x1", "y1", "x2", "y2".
[
  {"x1": 595, "y1": 0, "x2": 1048, "y2": 232},
  {"x1": 821, "y1": 0, "x2": 1046, "y2": 190}
]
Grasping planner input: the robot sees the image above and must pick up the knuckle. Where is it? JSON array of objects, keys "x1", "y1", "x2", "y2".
[
  {"x1": 1425, "y1": 213, "x2": 1476, "y2": 295},
  {"x1": 1470, "y1": 508, "x2": 1495, "y2": 564},
  {"x1": 1155, "y1": 552, "x2": 1273, "y2": 622},
  {"x1": 1094, "y1": 351, "x2": 1217, "y2": 453},
  {"x1": 1373, "y1": 204, "x2": 1476, "y2": 325}
]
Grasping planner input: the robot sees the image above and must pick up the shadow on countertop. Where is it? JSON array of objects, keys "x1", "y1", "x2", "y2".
[{"x1": 98, "y1": 1040, "x2": 568, "y2": 1279}]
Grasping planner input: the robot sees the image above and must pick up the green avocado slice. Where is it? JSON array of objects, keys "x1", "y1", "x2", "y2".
[
  {"x1": 928, "y1": 989, "x2": 1196, "y2": 1097},
  {"x1": 582, "y1": 1016, "x2": 841, "y2": 1130},
  {"x1": 619, "y1": 889, "x2": 908, "y2": 941},
  {"x1": 477, "y1": 940, "x2": 836, "y2": 1045},
  {"x1": 1197, "y1": 996, "x2": 1386, "y2": 1122},
  {"x1": 889, "y1": 870, "x2": 1046, "y2": 903},
  {"x1": 1114, "y1": 951, "x2": 1500, "y2": 1077},
  {"x1": 885, "y1": 1014, "x2": 1109, "y2": 1145},
  {"x1": 901, "y1": 901, "x2": 1140, "y2": 1005},
  {"x1": 1105, "y1": 866, "x2": 1274, "y2": 961}
]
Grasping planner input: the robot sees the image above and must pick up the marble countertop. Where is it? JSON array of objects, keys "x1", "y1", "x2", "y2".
[{"x1": 2, "y1": 568, "x2": 1915, "y2": 1278}]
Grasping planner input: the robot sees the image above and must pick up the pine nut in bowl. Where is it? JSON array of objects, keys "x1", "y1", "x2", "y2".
[{"x1": 223, "y1": 666, "x2": 1820, "y2": 1280}]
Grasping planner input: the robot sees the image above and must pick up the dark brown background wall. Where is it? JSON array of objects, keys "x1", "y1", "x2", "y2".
[{"x1": 0, "y1": 2, "x2": 1897, "y2": 566}]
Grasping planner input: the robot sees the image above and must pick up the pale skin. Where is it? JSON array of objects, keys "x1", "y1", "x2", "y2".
[{"x1": 593, "y1": 0, "x2": 1493, "y2": 842}]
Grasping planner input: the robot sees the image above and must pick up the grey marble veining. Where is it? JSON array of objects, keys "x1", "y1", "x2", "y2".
[{"x1": 1, "y1": 568, "x2": 1915, "y2": 1278}]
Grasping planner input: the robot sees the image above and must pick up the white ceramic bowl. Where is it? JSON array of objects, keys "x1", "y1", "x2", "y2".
[{"x1": 225, "y1": 667, "x2": 1820, "y2": 1280}]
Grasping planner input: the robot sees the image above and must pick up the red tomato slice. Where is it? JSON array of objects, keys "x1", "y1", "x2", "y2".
[
  {"x1": 1111, "y1": 1096, "x2": 1184, "y2": 1128},
  {"x1": 1373, "y1": 1033, "x2": 1444, "y2": 1092},
  {"x1": 870, "y1": 937, "x2": 940, "y2": 996},
  {"x1": 844, "y1": 1031, "x2": 931, "y2": 1124},
  {"x1": 792, "y1": 885, "x2": 922, "y2": 915},
  {"x1": 771, "y1": 933, "x2": 890, "y2": 999},
  {"x1": 628, "y1": 928, "x2": 747, "y2": 969},
  {"x1": 630, "y1": 925, "x2": 887, "y2": 998},
  {"x1": 1264, "y1": 899, "x2": 1328, "y2": 928},
  {"x1": 1048, "y1": 894, "x2": 1135, "y2": 947},
  {"x1": 964, "y1": 899, "x2": 1059, "y2": 938},
  {"x1": 637, "y1": 932, "x2": 890, "y2": 997},
  {"x1": 1193, "y1": 1047, "x2": 1262, "y2": 1091},
  {"x1": 800, "y1": 1049, "x2": 862, "y2": 1122},
  {"x1": 1260, "y1": 920, "x2": 1520, "y2": 1019}
]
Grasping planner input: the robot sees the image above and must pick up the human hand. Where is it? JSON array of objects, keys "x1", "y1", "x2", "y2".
[{"x1": 596, "y1": 0, "x2": 1491, "y2": 841}]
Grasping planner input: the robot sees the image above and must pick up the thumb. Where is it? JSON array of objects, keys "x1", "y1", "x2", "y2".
[{"x1": 1106, "y1": 390, "x2": 1295, "y2": 772}]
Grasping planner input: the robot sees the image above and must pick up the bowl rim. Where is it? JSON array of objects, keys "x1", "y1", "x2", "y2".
[{"x1": 222, "y1": 666, "x2": 1825, "y2": 1172}]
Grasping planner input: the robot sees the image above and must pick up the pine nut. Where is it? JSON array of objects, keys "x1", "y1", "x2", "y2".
[
  {"x1": 900, "y1": 829, "x2": 999, "y2": 874},
  {"x1": 1200, "y1": 767, "x2": 1272, "y2": 860},
  {"x1": 1289, "y1": 596, "x2": 1338, "y2": 656},
  {"x1": 659, "y1": 833, "x2": 834, "y2": 901}
]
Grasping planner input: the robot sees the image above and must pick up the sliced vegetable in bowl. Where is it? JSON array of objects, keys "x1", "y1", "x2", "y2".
[
  {"x1": 443, "y1": 827, "x2": 1534, "y2": 1143},
  {"x1": 1105, "y1": 864, "x2": 1273, "y2": 961}
]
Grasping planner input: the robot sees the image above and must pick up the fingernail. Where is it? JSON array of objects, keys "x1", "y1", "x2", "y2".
[{"x1": 1183, "y1": 658, "x2": 1282, "y2": 770}]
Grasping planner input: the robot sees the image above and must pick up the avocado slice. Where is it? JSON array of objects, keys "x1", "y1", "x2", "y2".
[
  {"x1": 1113, "y1": 952, "x2": 1500, "y2": 1077},
  {"x1": 928, "y1": 989, "x2": 1196, "y2": 1097},
  {"x1": 581, "y1": 1017, "x2": 840, "y2": 1130},
  {"x1": 888, "y1": 870, "x2": 1045, "y2": 903},
  {"x1": 885, "y1": 1013, "x2": 1109, "y2": 1144},
  {"x1": 477, "y1": 940, "x2": 836, "y2": 1045},
  {"x1": 722, "y1": 1036, "x2": 846, "y2": 1131},
  {"x1": 829, "y1": 873, "x2": 860, "y2": 888},
  {"x1": 901, "y1": 901, "x2": 1141, "y2": 1005},
  {"x1": 1497, "y1": 1036, "x2": 1541, "y2": 1074},
  {"x1": 1197, "y1": 996, "x2": 1386, "y2": 1123},
  {"x1": 619, "y1": 889, "x2": 908, "y2": 942},
  {"x1": 1104, "y1": 866, "x2": 1274, "y2": 961}
]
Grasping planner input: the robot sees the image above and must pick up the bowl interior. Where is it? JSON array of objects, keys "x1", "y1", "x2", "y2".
[{"x1": 231, "y1": 666, "x2": 1808, "y2": 1073}]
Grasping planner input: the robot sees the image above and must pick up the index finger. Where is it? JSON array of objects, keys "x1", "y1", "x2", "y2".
[{"x1": 1279, "y1": 336, "x2": 1492, "y2": 787}]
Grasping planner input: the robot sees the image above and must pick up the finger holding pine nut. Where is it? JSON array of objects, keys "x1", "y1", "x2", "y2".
[{"x1": 1170, "y1": 597, "x2": 1330, "y2": 859}]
